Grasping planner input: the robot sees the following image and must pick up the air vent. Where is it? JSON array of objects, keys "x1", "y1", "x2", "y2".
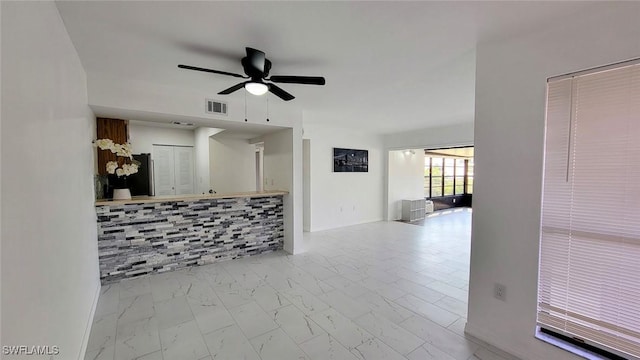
[{"x1": 205, "y1": 99, "x2": 227, "y2": 115}]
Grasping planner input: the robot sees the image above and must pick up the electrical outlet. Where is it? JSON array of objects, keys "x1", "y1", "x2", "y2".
[{"x1": 494, "y1": 283, "x2": 506, "y2": 301}]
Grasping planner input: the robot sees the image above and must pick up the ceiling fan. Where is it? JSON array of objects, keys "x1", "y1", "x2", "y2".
[{"x1": 178, "y1": 47, "x2": 325, "y2": 101}]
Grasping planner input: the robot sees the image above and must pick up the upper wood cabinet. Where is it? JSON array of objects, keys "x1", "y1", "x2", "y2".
[{"x1": 96, "y1": 118, "x2": 128, "y2": 175}]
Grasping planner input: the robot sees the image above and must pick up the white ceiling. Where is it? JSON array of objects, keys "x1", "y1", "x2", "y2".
[{"x1": 56, "y1": 1, "x2": 596, "y2": 134}]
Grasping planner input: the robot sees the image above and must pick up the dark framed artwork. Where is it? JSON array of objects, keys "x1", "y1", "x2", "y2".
[{"x1": 333, "y1": 148, "x2": 368, "y2": 172}]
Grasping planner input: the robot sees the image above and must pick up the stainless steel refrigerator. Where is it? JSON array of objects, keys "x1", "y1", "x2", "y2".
[{"x1": 128, "y1": 153, "x2": 154, "y2": 196}]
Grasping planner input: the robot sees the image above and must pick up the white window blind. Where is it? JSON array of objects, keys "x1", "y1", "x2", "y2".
[{"x1": 539, "y1": 62, "x2": 640, "y2": 359}]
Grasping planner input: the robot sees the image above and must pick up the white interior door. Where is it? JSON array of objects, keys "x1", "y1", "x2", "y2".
[
  {"x1": 174, "y1": 146, "x2": 195, "y2": 195},
  {"x1": 153, "y1": 145, "x2": 176, "y2": 196}
]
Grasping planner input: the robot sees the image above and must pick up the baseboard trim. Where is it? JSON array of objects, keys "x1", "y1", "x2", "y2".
[
  {"x1": 78, "y1": 283, "x2": 100, "y2": 360},
  {"x1": 465, "y1": 322, "x2": 528, "y2": 360}
]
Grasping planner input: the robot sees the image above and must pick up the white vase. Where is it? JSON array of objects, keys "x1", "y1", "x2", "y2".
[{"x1": 113, "y1": 188, "x2": 132, "y2": 200}]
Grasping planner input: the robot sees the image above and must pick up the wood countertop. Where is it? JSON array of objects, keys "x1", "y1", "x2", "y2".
[{"x1": 95, "y1": 190, "x2": 288, "y2": 206}]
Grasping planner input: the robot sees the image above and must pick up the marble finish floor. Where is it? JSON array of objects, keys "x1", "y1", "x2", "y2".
[{"x1": 85, "y1": 208, "x2": 512, "y2": 360}]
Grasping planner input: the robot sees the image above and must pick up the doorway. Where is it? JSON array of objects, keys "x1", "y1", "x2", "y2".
[{"x1": 424, "y1": 146, "x2": 474, "y2": 211}]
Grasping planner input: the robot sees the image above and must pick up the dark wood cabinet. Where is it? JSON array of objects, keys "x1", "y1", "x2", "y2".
[{"x1": 96, "y1": 118, "x2": 128, "y2": 175}]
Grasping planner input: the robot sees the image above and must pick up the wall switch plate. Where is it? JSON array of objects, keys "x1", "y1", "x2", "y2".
[{"x1": 494, "y1": 283, "x2": 506, "y2": 301}]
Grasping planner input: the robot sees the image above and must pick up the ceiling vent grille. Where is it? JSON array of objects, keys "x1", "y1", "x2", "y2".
[{"x1": 205, "y1": 99, "x2": 227, "y2": 115}]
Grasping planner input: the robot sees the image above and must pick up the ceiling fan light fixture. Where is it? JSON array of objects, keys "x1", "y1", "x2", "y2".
[{"x1": 245, "y1": 82, "x2": 268, "y2": 96}]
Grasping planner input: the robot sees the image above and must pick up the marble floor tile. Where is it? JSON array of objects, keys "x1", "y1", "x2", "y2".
[
  {"x1": 468, "y1": 346, "x2": 512, "y2": 360},
  {"x1": 263, "y1": 272, "x2": 298, "y2": 292},
  {"x1": 323, "y1": 275, "x2": 374, "y2": 299},
  {"x1": 205, "y1": 270, "x2": 236, "y2": 289},
  {"x1": 249, "y1": 284, "x2": 291, "y2": 311},
  {"x1": 423, "y1": 280, "x2": 469, "y2": 303},
  {"x1": 326, "y1": 264, "x2": 368, "y2": 282},
  {"x1": 184, "y1": 281, "x2": 223, "y2": 316},
  {"x1": 150, "y1": 274, "x2": 185, "y2": 303},
  {"x1": 84, "y1": 344, "x2": 114, "y2": 360},
  {"x1": 300, "y1": 262, "x2": 339, "y2": 280},
  {"x1": 117, "y1": 293, "x2": 155, "y2": 325},
  {"x1": 447, "y1": 317, "x2": 468, "y2": 337},
  {"x1": 223, "y1": 262, "x2": 266, "y2": 288},
  {"x1": 281, "y1": 287, "x2": 330, "y2": 315},
  {"x1": 351, "y1": 337, "x2": 407, "y2": 360},
  {"x1": 406, "y1": 342, "x2": 457, "y2": 360},
  {"x1": 299, "y1": 333, "x2": 359, "y2": 360},
  {"x1": 114, "y1": 317, "x2": 161, "y2": 360},
  {"x1": 270, "y1": 304, "x2": 324, "y2": 344},
  {"x1": 136, "y1": 351, "x2": 163, "y2": 360},
  {"x1": 394, "y1": 294, "x2": 459, "y2": 327},
  {"x1": 250, "y1": 328, "x2": 309, "y2": 360},
  {"x1": 317, "y1": 290, "x2": 371, "y2": 319},
  {"x1": 228, "y1": 301, "x2": 279, "y2": 339},
  {"x1": 213, "y1": 281, "x2": 255, "y2": 309},
  {"x1": 399, "y1": 315, "x2": 478, "y2": 360},
  {"x1": 434, "y1": 295, "x2": 468, "y2": 318},
  {"x1": 309, "y1": 308, "x2": 374, "y2": 350},
  {"x1": 95, "y1": 283, "x2": 120, "y2": 317},
  {"x1": 445, "y1": 277, "x2": 469, "y2": 290},
  {"x1": 85, "y1": 210, "x2": 483, "y2": 360},
  {"x1": 194, "y1": 306, "x2": 236, "y2": 335},
  {"x1": 354, "y1": 293, "x2": 414, "y2": 325},
  {"x1": 159, "y1": 320, "x2": 209, "y2": 360},
  {"x1": 202, "y1": 324, "x2": 260, "y2": 360},
  {"x1": 358, "y1": 277, "x2": 406, "y2": 300},
  {"x1": 119, "y1": 277, "x2": 151, "y2": 300},
  {"x1": 86, "y1": 312, "x2": 117, "y2": 352},
  {"x1": 392, "y1": 278, "x2": 447, "y2": 303},
  {"x1": 154, "y1": 296, "x2": 194, "y2": 330},
  {"x1": 354, "y1": 311, "x2": 424, "y2": 355},
  {"x1": 293, "y1": 273, "x2": 334, "y2": 296}
]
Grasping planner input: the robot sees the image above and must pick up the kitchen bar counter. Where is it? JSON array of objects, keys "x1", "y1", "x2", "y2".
[
  {"x1": 95, "y1": 190, "x2": 288, "y2": 206},
  {"x1": 95, "y1": 191, "x2": 286, "y2": 283}
]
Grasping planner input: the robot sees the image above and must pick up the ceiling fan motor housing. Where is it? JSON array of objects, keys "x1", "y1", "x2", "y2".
[{"x1": 241, "y1": 56, "x2": 271, "y2": 80}]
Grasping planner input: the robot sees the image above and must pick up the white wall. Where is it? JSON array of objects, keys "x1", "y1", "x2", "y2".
[
  {"x1": 468, "y1": 3, "x2": 640, "y2": 360},
  {"x1": 1, "y1": 2, "x2": 99, "y2": 358},
  {"x1": 194, "y1": 127, "x2": 223, "y2": 194},
  {"x1": 262, "y1": 128, "x2": 303, "y2": 254},
  {"x1": 209, "y1": 134, "x2": 257, "y2": 194},
  {"x1": 384, "y1": 122, "x2": 474, "y2": 150},
  {"x1": 387, "y1": 150, "x2": 425, "y2": 221},
  {"x1": 303, "y1": 139, "x2": 311, "y2": 232},
  {"x1": 303, "y1": 124, "x2": 384, "y2": 232},
  {"x1": 128, "y1": 122, "x2": 195, "y2": 154}
]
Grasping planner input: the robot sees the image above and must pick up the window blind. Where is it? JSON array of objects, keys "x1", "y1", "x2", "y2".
[{"x1": 538, "y1": 63, "x2": 640, "y2": 359}]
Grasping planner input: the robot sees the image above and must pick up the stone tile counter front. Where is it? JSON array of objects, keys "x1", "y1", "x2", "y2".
[{"x1": 95, "y1": 191, "x2": 286, "y2": 284}]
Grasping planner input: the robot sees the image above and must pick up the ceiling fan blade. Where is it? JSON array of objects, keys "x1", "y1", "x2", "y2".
[
  {"x1": 218, "y1": 82, "x2": 248, "y2": 95},
  {"x1": 245, "y1": 47, "x2": 266, "y2": 73},
  {"x1": 268, "y1": 75, "x2": 326, "y2": 85},
  {"x1": 178, "y1": 64, "x2": 248, "y2": 79},
  {"x1": 268, "y1": 83, "x2": 295, "y2": 101}
]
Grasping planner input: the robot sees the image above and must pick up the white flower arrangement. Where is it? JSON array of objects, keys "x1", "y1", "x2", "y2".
[{"x1": 94, "y1": 138, "x2": 139, "y2": 177}]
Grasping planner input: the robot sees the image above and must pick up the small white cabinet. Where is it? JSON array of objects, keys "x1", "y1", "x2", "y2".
[{"x1": 402, "y1": 199, "x2": 426, "y2": 222}]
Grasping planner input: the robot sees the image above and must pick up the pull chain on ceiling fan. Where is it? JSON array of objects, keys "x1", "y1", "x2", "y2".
[{"x1": 178, "y1": 47, "x2": 325, "y2": 101}]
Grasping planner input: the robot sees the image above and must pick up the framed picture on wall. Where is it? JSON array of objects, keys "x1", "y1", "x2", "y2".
[{"x1": 333, "y1": 148, "x2": 368, "y2": 172}]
